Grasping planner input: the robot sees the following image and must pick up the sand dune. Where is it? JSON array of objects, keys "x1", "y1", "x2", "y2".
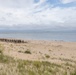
[
  {"x1": 0, "y1": 40, "x2": 76, "y2": 63},
  {"x1": 0, "y1": 39, "x2": 76, "y2": 75}
]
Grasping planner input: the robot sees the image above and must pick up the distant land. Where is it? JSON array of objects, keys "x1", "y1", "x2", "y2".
[{"x1": 0, "y1": 28, "x2": 76, "y2": 33}]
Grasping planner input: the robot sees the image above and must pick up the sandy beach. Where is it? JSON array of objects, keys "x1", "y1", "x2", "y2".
[
  {"x1": 0, "y1": 39, "x2": 76, "y2": 75},
  {"x1": 0, "y1": 39, "x2": 76, "y2": 63}
]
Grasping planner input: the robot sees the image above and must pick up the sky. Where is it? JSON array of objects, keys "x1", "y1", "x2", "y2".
[{"x1": 0, "y1": 0, "x2": 76, "y2": 30}]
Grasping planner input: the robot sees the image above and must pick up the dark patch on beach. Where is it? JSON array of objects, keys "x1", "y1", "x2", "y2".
[{"x1": 0, "y1": 38, "x2": 28, "y2": 43}]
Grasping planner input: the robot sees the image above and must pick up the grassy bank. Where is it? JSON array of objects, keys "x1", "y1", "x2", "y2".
[
  {"x1": 0, "y1": 42, "x2": 76, "y2": 75},
  {"x1": 0, "y1": 53, "x2": 76, "y2": 75}
]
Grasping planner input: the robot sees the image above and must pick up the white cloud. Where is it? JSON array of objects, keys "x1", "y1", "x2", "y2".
[
  {"x1": 0, "y1": 0, "x2": 34, "y2": 8},
  {"x1": 35, "y1": 0, "x2": 46, "y2": 5},
  {"x1": 60, "y1": 0, "x2": 76, "y2": 4},
  {"x1": 0, "y1": 0, "x2": 76, "y2": 30}
]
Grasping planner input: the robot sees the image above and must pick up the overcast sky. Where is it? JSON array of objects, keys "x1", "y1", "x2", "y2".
[{"x1": 0, "y1": 0, "x2": 76, "y2": 30}]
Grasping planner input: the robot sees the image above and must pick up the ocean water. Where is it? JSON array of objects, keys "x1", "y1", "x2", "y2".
[{"x1": 0, "y1": 30, "x2": 76, "y2": 42}]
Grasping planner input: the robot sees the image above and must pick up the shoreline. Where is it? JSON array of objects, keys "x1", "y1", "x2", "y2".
[{"x1": 0, "y1": 38, "x2": 76, "y2": 43}]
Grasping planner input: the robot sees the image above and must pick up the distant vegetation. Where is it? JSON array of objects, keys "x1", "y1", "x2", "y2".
[
  {"x1": 24, "y1": 49, "x2": 31, "y2": 54},
  {"x1": 45, "y1": 54, "x2": 50, "y2": 58},
  {"x1": 18, "y1": 49, "x2": 31, "y2": 54}
]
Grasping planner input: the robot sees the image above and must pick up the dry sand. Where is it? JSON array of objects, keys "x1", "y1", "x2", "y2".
[{"x1": 0, "y1": 40, "x2": 76, "y2": 64}]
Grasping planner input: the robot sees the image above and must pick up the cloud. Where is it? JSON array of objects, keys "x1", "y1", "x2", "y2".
[
  {"x1": 60, "y1": 0, "x2": 76, "y2": 4},
  {"x1": 0, "y1": 0, "x2": 34, "y2": 8},
  {"x1": 0, "y1": 0, "x2": 76, "y2": 30}
]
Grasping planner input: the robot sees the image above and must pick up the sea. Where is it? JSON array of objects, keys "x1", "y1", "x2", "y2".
[{"x1": 0, "y1": 30, "x2": 76, "y2": 42}]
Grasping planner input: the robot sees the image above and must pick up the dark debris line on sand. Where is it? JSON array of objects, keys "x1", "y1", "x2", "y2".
[{"x1": 0, "y1": 38, "x2": 28, "y2": 43}]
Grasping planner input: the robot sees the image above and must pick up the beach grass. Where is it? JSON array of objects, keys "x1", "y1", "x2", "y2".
[
  {"x1": 0, "y1": 41, "x2": 76, "y2": 75},
  {"x1": 0, "y1": 53, "x2": 76, "y2": 75}
]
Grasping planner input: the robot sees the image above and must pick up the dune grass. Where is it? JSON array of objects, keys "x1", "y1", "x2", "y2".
[
  {"x1": 0, "y1": 53, "x2": 76, "y2": 75},
  {"x1": 45, "y1": 54, "x2": 50, "y2": 58},
  {"x1": 0, "y1": 44, "x2": 76, "y2": 75},
  {"x1": 24, "y1": 49, "x2": 31, "y2": 54}
]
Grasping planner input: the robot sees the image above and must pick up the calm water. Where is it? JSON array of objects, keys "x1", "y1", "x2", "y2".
[{"x1": 0, "y1": 30, "x2": 76, "y2": 42}]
